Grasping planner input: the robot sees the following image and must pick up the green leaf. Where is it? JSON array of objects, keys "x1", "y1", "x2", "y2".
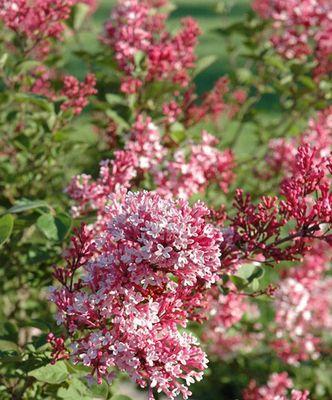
[
  {"x1": 264, "y1": 55, "x2": 288, "y2": 72},
  {"x1": 88, "y1": 380, "x2": 109, "y2": 398},
  {"x1": 58, "y1": 377, "x2": 90, "y2": 399},
  {"x1": 16, "y1": 61, "x2": 41, "y2": 75},
  {"x1": 194, "y1": 55, "x2": 217, "y2": 77},
  {"x1": 105, "y1": 94, "x2": 127, "y2": 106},
  {"x1": 111, "y1": 395, "x2": 133, "y2": 400},
  {"x1": 0, "y1": 53, "x2": 8, "y2": 69},
  {"x1": 251, "y1": 278, "x2": 260, "y2": 291},
  {"x1": 230, "y1": 275, "x2": 247, "y2": 290},
  {"x1": 134, "y1": 50, "x2": 145, "y2": 67},
  {"x1": 64, "y1": 360, "x2": 90, "y2": 375},
  {"x1": 236, "y1": 264, "x2": 256, "y2": 280},
  {"x1": 237, "y1": 264, "x2": 264, "y2": 283},
  {"x1": 54, "y1": 213, "x2": 72, "y2": 241},
  {"x1": 0, "y1": 354, "x2": 22, "y2": 364},
  {"x1": 0, "y1": 214, "x2": 14, "y2": 245},
  {"x1": 0, "y1": 339, "x2": 19, "y2": 352},
  {"x1": 14, "y1": 93, "x2": 54, "y2": 112},
  {"x1": 105, "y1": 109, "x2": 130, "y2": 130},
  {"x1": 6, "y1": 200, "x2": 50, "y2": 214},
  {"x1": 236, "y1": 68, "x2": 253, "y2": 84},
  {"x1": 73, "y1": 3, "x2": 90, "y2": 30},
  {"x1": 170, "y1": 130, "x2": 186, "y2": 144},
  {"x1": 29, "y1": 361, "x2": 68, "y2": 384},
  {"x1": 247, "y1": 266, "x2": 264, "y2": 283},
  {"x1": 53, "y1": 130, "x2": 67, "y2": 142},
  {"x1": 37, "y1": 214, "x2": 58, "y2": 241},
  {"x1": 299, "y1": 76, "x2": 316, "y2": 90}
]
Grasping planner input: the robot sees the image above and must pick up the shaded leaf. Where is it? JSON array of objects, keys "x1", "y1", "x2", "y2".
[
  {"x1": 0, "y1": 339, "x2": 19, "y2": 352},
  {"x1": 29, "y1": 361, "x2": 68, "y2": 384},
  {"x1": 105, "y1": 94, "x2": 127, "y2": 106},
  {"x1": 0, "y1": 214, "x2": 14, "y2": 245},
  {"x1": 194, "y1": 55, "x2": 217, "y2": 77},
  {"x1": 14, "y1": 93, "x2": 54, "y2": 112},
  {"x1": 73, "y1": 3, "x2": 90, "y2": 30},
  {"x1": 230, "y1": 275, "x2": 247, "y2": 290},
  {"x1": 6, "y1": 200, "x2": 50, "y2": 214},
  {"x1": 54, "y1": 213, "x2": 72, "y2": 241},
  {"x1": 58, "y1": 377, "x2": 90, "y2": 399},
  {"x1": 37, "y1": 214, "x2": 58, "y2": 241}
]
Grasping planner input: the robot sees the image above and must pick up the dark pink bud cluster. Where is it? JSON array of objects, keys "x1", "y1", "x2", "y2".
[
  {"x1": 243, "y1": 372, "x2": 310, "y2": 400},
  {"x1": 280, "y1": 145, "x2": 331, "y2": 227},
  {"x1": 103, "y1": 0, "x2": 201, "y2": 93},
  {"x1": 61, "y1": 73, "x2": 97, "y2": 115},
  {"x1": 220, "y1": 145, "x2": 331, "y2": 270},
  {"x1": 50, "y1": 190, "x2": 223, "y2": 398},
  {"x1": 47, "y1": 333, "x2": 69, "y2": 364},
  {"x1": 252, "y1": 0, "x2": 332, "y2": 77}
]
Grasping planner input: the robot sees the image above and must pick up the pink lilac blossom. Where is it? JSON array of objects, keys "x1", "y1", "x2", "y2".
[
  {"x1": 50, "y1": 191, "x2": 223, "y2": 399},
  {"x1": 66, "y1": 151, "x2": 137, "y2": 217},
  {"x1": 103, "y1": 0, "x2": 201, "y2": 93},
  {"x1": 252, "y1": 0, "x2": 332, "y2": 77},
  {"x1": 66, "y1": 114, "x2": 165, "y2": 216},
  {"x1": 271, "y1": 242, "x2": 332, "y2": 364},
  {"x1": 29, "y1": 66, "x2": 57, "y2": 99},
  {"x1": 67, "y1": 126, "x2": 235, "y2": 215},
  {"x1": 155, "y1": 131, "x2": 235, "y2": 199},
  {"x1": 184, "y1": 77, "x2": 247, "y2": 126},
  {"x1": 18, "y1": 65, "x2": 96, "y2": 109},
  {"x1": 60, "y1": 147, "x2": 330, "y2": 397},
  {"x1": 204, "y1": 330, "x2": 261, "y2": 360},
  {"x1": 0, "y1": 1, "x2": 97, "y2": 57},
  {"x1": 0, "y1": 0, "x2": 75, "y2": 55},
  {"x1": 125, "y1": 115, "x2": 166, "y2": 171},
  {"x1": 202, "y1": 285, "x2": 262, "y2": 359},
  {"x1": 163, "y1": 101, "x2": 182, "y2": 124},
  {"x1": 68, "y1": 141, "x2": 330, "y2": 267},
  {"x1": 60, "y1": 73, "x2": 97, "y2": 115},
  {"x1": 206, "y1": 285, "x2": 250, "y2": 330},
  {"x1": 243, "y1": 372, "x2": 310, "y2": 400}
]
